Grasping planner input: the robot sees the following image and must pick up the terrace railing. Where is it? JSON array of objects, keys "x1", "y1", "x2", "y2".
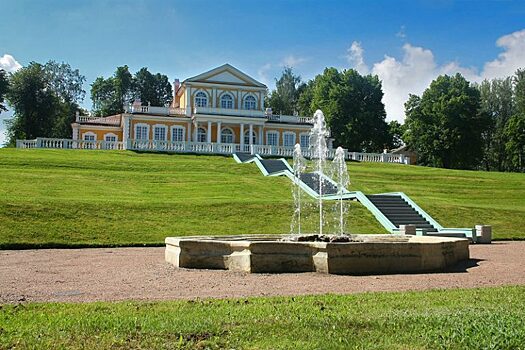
[{"x1": 16, "y1": 138, "x2": 410, "y2": 164}]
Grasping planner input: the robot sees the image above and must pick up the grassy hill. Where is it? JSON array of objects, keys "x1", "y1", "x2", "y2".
[{"x1": 0, "y1": 149, "x2": 524, "y2": 247}]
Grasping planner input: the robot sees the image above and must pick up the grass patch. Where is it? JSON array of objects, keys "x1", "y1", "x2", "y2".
[
  {"x1": 0, "y1": 148, "x2": 524, "y2": 247},
  {"x1": 1, "y1": 286, "x2": 524, "y2": 349}
]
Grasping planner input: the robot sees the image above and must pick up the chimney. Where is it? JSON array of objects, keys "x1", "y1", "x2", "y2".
[{"x1": 173, "y1": 79, "x2": 180, "y2": 95}]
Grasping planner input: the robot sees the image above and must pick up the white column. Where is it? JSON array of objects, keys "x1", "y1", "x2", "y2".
[
  {"x1": 194, "y1": 121, "x2": 198, "y2": 142},
  {"x1": 217, "y1": 121, "x2": 222, "y2": 144},
  {"x1": 249, "y1": 124, "x2": 254, "y2": 145},
  {"x1": 187, "y1": 122, "x2": 192, "y2": 142},
  {"x1": 258, "y1": 126, "x2": 263, "y2": 145},
  {"x1": 240, "y1": 123, "x2": 245, "y2": 149},
  {"x1": 207, "y1": 121, "x2": 212, "y2": 143}
]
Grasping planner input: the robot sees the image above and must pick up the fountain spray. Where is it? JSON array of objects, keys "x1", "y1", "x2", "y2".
[
  {"x1": 331, "y1": 146, "x2": 350, "y2": 235},
  {"x1": 309, "y1": 110, "x2": 329, "y2": 235},
  {"x1": 291, "y1": 144, "x2": 306, "y2": 235}
]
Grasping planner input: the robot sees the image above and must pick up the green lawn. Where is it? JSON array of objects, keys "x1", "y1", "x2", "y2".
[
  {"x1": 1, "y1": 286, "x2": 524, "y2": 349},
  {"x1": 0, "y1": 148, "x2": 524, "y2": 247}
]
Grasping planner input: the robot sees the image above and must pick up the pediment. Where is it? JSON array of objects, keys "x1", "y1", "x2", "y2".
[{"x1": 185, "y1": 64, "x2": 266, "y2": 88}]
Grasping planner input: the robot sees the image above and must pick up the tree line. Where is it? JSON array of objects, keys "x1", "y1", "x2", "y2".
[
  {"x1": 0, "y1": 63, "x2": 172, "y2": 145},
  {"x1": 1, "y1": 61, "x2": 524, "y2": 172},
  {"x1": 266, "y1": 67, "x2": 525, "y2": 172}
]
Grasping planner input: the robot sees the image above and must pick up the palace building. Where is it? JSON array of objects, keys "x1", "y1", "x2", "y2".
[{"x1": 70, "y1": 64, "x2": 319, "y2": 156}]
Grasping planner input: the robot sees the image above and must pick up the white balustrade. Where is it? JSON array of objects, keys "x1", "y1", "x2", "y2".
[
  {"x1": 194, "y1": 106, "x2": 264, "y2": 118},
  {"x1": 15, "y1": 138, "x2": 408, "y2": 164}
]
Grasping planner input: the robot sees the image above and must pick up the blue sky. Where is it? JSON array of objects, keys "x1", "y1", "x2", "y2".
[{"x1": 1, "y1": 0, "x2": 525, "y2": 144}]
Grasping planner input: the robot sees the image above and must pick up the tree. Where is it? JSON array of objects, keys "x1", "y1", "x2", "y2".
[
  {"x1": 91, "y1": 66, "x2": 172, "y2": 116},
  {"x1": 0, "y1": 69, "x2": 8, "y2": 114},
  {"x1": 477, "y1": 77, "x2": 514, "y2": 171},
  {"x1": 515, "y1": 68, "x2": 525, "y2": 115},
  {"x1": 5, "y1": 63, "x2": 60, "y2": 143},
  {"x1": 267, "y1": 67, "x2": 304, "y2": 115},
  {"x1": 91, "y1": 65, "x2": 133, "y2": 117},
  {"x1": 5, "y1": 61, "x2": 86, "y2": 144},
  {"x1": 134, "y1": 68, "x2": 172, "y2": 107},
  {"x1": 504, "y1": 113, "x2": 525, "y2": 171},
  {"x1": 43, "y1": 61, "x2": 86, "y2": 138},
  {"x1": 404, "y1": 74, "x2": 489, "y2": 169},
  {"x1": 388, "y1": 120, "x2": 405, "y2": 149},
  {"x1": 298, "y1": 68, "x2": 390, "y2": 152}
]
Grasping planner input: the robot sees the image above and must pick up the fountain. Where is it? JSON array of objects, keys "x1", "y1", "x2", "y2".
[{"x1": 165, "y1": 110, "x2": 469, "y2": 275}]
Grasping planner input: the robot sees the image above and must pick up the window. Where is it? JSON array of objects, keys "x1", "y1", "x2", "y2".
[
  {"x1": 220, "y1": 93, "x2": 233, "y2": 109},
  {"x1": 83, "y1": 133, "x2": 96, "y2": 141},
  {"x1": 283, "y1": 132, "x2": 296, "y2": 147},
  {"x1": 221, "y1": 128, "x2": 235, "y2": 144},
  {"x1": 171, "y1": 126, "x2": 185, "y2": 142},
  {"x1": 244, "y1": 95, "x2": 256, "y2": 110},
  {"x1": 153, "y1": 125, "x2": 167, "y2": 141},
  {"x1": 195, "y1": 91, "x2": 208, "y2": 108},
  {"x1": 135, "y1": 124, "x2": 149, "y2": 140},
  {"x1": 266, "y1": 131, "x2": 279, "y2": 146},
  {"x1": 104, "y1": 134, "x2": 117, "y2": 142},
  {"x1": 244, "y1": 130, "x2": 257, "y2": 145},
  {"x1": 197, "y1": 127, "x2": 207, "y2": 142},
  {"x1": 300, "y1": 133, "x2": 310, "y2": 148}
]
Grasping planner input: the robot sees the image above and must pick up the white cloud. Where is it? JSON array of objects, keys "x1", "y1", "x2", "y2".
[
  {"x1": 281, "y1": 55, "x2": 307, "y2": 68},
  {"x1": 257, "y1": 63, "x2": 272, "y2": 87},
  {"x1": 346, "y1": 41, "x2": 369, "y2": 74},
  {"x1": 482, "y1": 29, "x2": 525, "y2": 79},
  {"x1": 0, "y1": 54, "x2": 22, "y2": 73},
  {"x1": 347, "y1": 28, "x2": 525, "y2": 122}
]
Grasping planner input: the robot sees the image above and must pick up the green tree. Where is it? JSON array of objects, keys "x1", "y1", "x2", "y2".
[
  {"x1": 91, "y1": 66, "x2": 172, "y2": 116},
  {"x1": 515, "y1": 68, "x2": 525, "y2": 114},
  {"x1": 267, "y1": 67, "x2": 304, "y2": 115},
  {"x1": 404, "y1": 74, "x2": 489, "y2": 169},
  {"x1": 504, "y1": 113, "x2": 525, "y2": 171},
  {"x1": 477, "y1": 77, "x2": 514, "y2": 171},
  {"x1": 5, "y1": 63, "x2": 60, "y2": 143},
  {"x1": 5, "y1": 61, "x2": 85, "y2": 143},
  {"x1": 299, "y1": 67, "x2": 390, "y2": 152},
  {"x1": 91, "y1": 65, "x2": 134, "y2": 116},
  {"x1": 0, "y1": 69, "x2": 8, "y2": 114},
  {"x1": 134, "y1": 68, "x2": 172, "y2": 106},
  {"x1": 388, "y1": 120, "x2": 405, "y2": 149}
]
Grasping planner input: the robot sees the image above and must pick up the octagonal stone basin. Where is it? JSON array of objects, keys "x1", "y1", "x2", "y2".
[{"x1": 165, "y1": 234, "x2": 469, "y2": 275}]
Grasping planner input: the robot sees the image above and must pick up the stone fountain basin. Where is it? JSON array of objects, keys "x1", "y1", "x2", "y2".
[{"x1": 165, "y1": 234, "x2": 469, "y2": 275}]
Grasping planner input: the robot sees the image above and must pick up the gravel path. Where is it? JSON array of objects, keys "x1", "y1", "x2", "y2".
[{"x1": 1, "y1": 242, "x2": 524, "y2": 303}]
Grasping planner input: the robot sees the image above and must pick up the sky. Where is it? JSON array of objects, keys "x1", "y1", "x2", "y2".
[{"x1": 1, "y1": 0, "x2": 525, "y2": 145}]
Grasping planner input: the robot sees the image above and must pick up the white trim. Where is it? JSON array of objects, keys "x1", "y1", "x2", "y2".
[
  {"x1": 104, "y1": 132, "x2": 118, "y2": 142},
  {"x1": 266, "y1": 130, "x2": 279, "y2": 146},
  {"x1": 220, "y1": 127, "x2": 236, "y2": 144},
  {"x1": 283, "y1": 131, "x2": 296, "y2": 147},
  {"x1": 153, "y1": 124, "x2": 168, "y2": 141},
  {"x1": 170, "y1": 125, "x2": 186, "y2": 142},
  {"x1": 197, "y1": 126, "x2": 207, "y2": 143},
  {"x1": 82, "y1": 131, "x2": 97, "y2": 141},
  {"x1": 244, "y1": 129, "x2": 258, "y2": 145},
  {"x1": 134, "y1": 123, "x2": 150, "y2": 140}
]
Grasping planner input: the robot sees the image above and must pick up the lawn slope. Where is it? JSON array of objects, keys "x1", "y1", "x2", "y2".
[{"x1": 0, "y1": 148, "x2": 524, "y2": 247}]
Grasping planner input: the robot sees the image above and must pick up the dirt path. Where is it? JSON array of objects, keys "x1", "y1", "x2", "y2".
[{"x1": 1, "y1": 242, "x2": 524, "y2": 303}]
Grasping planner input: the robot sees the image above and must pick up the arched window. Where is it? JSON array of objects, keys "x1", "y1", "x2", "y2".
[
  {"x1": 104, "y1": 133, "x2": 117, "y2": 142},
  {"x1": 171, "y1": 126, "x2": 185, "y2": 142},
  {"x1": 220, "y1": 93, "x2": 234, "y2": 109},
  {"x1": 195, "y1": 91, "x2": 208, "y2": 108},
  {"x1": 197, "y1": 127, "x2": 207, "y2": 143},
  {"x1": 221, "y1": 128, "x2": 235, "y2": 144},
  {"x1": 244, "y1": 95, "x2": 256, "y2": 110},
  {"x1": 244, "y1": 130, "x2": 257, "y2": 145}
]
